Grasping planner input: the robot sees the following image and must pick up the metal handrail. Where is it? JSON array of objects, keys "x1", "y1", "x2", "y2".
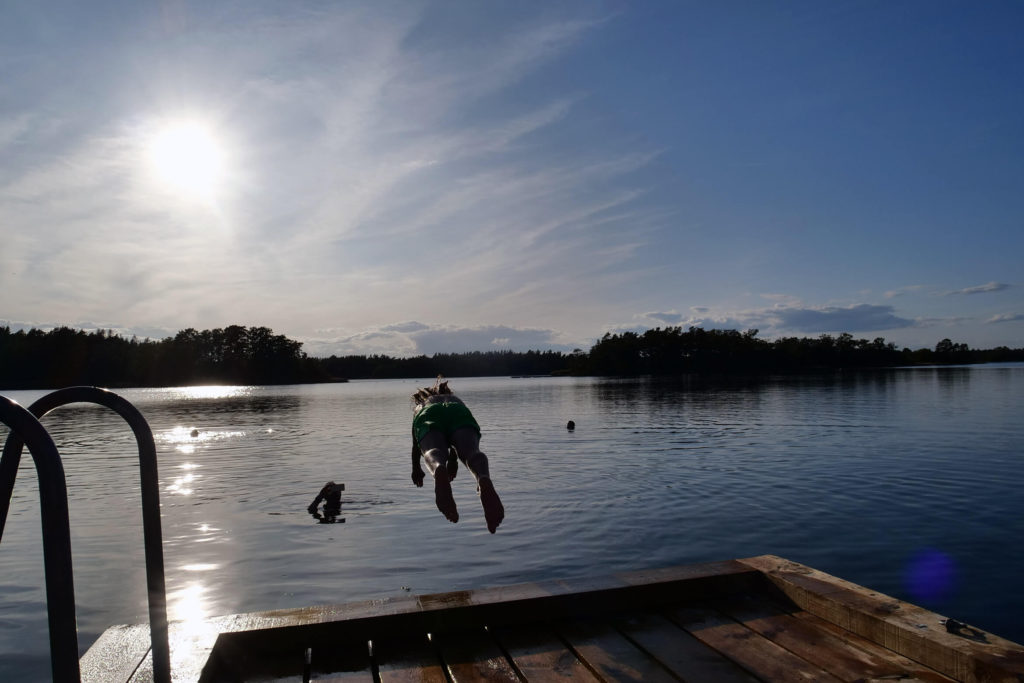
[
  {"x1": 0, "y1": 395, "x2": 80, "y2": 683},
  {"x1": 0, "y1": 387, "x2": 170, "y2": 683}
]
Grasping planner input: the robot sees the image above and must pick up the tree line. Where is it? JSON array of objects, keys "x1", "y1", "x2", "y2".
[
  {"x1": 1, "y1": 324, "x2": 1021, "y2": 389},
  {"x1": 0, "y1": 325, "x2": 320, "y2": 389},
  {"x1": 585, "y1": 327, "x2": 1023, "y2": 375}
]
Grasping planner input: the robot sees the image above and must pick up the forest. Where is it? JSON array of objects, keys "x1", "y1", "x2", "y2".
[{"x1": 0, "y1": 324, "x2": 1021, "y2": 389}]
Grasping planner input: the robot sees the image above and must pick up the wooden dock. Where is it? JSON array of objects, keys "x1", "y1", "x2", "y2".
[{"x1": 81, "y1": 555, "x2": 1024, "y2": 682}]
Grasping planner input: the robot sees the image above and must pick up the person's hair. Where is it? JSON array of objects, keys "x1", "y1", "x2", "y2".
[{"x1": 412, "y1": 375, "x2": 452, "y2": 404}]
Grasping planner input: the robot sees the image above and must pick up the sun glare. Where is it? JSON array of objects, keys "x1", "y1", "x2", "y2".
[{"x1": 147, "y1": 120, "x2": 225, "y2": 200}]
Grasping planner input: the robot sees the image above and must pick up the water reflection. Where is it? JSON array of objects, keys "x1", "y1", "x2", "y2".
[
  {"x1": 168, "y1": 464, "x2": 198, "y2": 496},
  {"x1": 2, "y1": 370, "x2": 1023, "y2": 683},
  {"x1": 169, "y1": 581, "x2": 216, "y2": 640},
  {"x1": 168, "y1": 386, "x2": 252, "y2": 401}
]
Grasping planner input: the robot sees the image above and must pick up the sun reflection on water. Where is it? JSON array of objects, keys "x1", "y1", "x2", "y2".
[
  {"x1": 170, "y1": 386, "x2": 251, "y2": 400},
  {"x1": 169, "y1": 580, "x2": 218, "y2": 641},
  {"x1": 167, "y1": 462, "x2": 200, "y2": 496}
]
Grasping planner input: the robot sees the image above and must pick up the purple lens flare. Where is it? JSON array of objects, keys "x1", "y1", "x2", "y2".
[{"x1": 904, "y1": 549, "x2": 957, "y2": 604}]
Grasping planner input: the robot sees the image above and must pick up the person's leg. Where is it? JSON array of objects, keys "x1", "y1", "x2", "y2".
[
  {"x1": 419, "y1": 430, "x2": 458, "y2": 523},
  {"x1": 451, "y1": 428, "x2": 504, "y2": 533},
  {"x1": 446, "y1": 447, "x2": 459, "y2": 480}
]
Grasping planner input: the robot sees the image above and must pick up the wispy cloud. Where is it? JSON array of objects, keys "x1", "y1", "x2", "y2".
[
  {"x1": 0, "y1": 4, "x2": 657, "y2": 338},
  {"x1": 634, "y1": 302, "x2": 916, "y2": 337},
  {"x1": 768, "y1": 304, "x2": 914, "y2": 333},
  {"x1": 986, "y1": 313, "x2": 1024, "y2": 324},
  {"x1": 302, "y1": 321, "x2": 575, "y2": 357},
  {"x1": 884, "y1": 285, "x2": 926, "y2": 299},
  {"x1": 641, "y1": 311, "x2": 686, "y2": 325},
  {"x1": 943, "y1": 282, "x2": 1011, "y2": 296}
]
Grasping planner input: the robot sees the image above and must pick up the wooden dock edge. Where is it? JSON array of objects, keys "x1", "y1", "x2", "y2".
[
  {"x1": 198, "y1": 559, "x2": 761, "y2": 681},
  {"x1": 80, "y1": 555, "x2": 1024, "y2": 682},
  {"x1": 737, "y1": 555, "x2": 1024, "y2": 683}
]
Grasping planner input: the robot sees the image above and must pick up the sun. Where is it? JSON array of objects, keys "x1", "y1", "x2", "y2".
[{"x1": 146, "y1": 120, "x2": 225, "y2": 200}]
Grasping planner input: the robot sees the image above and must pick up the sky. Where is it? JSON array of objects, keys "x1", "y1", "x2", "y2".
[{"x1": 2, "y1": 1, "x2": 1022, "y2": 357}]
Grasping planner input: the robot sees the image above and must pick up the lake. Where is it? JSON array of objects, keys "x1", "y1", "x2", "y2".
[{"x1": 2, "y1": 367, "x2": 1023, "y2": 681}]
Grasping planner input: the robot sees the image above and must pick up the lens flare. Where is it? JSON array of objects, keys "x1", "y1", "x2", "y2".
[{"x1": 904, "y1": 549, "x2": 957, "y2": 603}]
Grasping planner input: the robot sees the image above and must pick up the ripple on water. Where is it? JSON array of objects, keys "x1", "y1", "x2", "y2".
[{"x1": 2, "y1": 370, "x2": 1024, "y2": 681}]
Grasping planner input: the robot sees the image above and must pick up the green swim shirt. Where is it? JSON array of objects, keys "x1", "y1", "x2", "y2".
[{"x1": 413, "y1": 401, "x2": 481, "y2": 443}]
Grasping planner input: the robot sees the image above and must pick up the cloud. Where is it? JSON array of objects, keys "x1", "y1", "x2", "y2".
[
  {"x1": 641, "y1": 311, "x2": 686, "y2": 325},
  {"x1": 759, "y1": 293, "x2": 801, "y2": 305},
  {"x1": 0, "y1": 318, "x2": 176, "y2": 340},
  {"x1": 380, "y1": 321, "x2": 431, "y2": 333},
  {"x1": 684, "y1": 315, "x2": 759, "y2": 332},
  {"x1": 409, "y1": 324, "x2": 573, "y2": 355},
  {"x1": 769, "y1": 304, "x2": 914, "y2": 333},
  {"x1": 637, "y1": 309, "x2": 757, "y2": 332},
  {"x1": 986, "y1": 313, "x2": 1024, "y2": 324},
  {"x1": 944, "y1": 282, "x2": 1010, "y2": 296},
  {"x1": 633, "y1": 303, "x2": 914, "y2": 337},
  {"x1": 299, "y1": 322, "x2": 578, "y2": 357},
  {"x1": 0, "y1": 4, "x2": 663, "y2": 339},
  {"x1": 884, "y1": 285, "x2": 926, "y2": 299}
]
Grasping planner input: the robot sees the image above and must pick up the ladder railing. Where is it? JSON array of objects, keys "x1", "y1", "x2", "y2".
[{"x1": 0, "y1": 387, "x2": 170, "y2": 683}]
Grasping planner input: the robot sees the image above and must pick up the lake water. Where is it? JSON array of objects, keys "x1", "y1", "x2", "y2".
[{"x1": 1, "y1": 367, "x2": 1023, "y2": 681}]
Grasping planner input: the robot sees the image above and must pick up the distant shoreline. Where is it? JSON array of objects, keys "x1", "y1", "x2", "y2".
[{"x1": 2, "y1": 323, "x2": 1021, "y2": 391}]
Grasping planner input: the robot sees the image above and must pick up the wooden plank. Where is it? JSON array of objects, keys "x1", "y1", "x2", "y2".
[
  {"x1": 557, "y1": 618, "x2": 677, "y2": 682},
  {"x1": 720, "y1": 593, "x2": 954, "y2": 682},
  {"x1": 614, "y1": 613, "x2": 759, "y2": 683},
  {"x1": 189, "y1": 560, "x2": 757, "y2": 640},
  {"x1": 90, "y1": 560, "x2": 763, "y2": 682},
  {"x1": 667, "y1": 605, "x2": 843, "y2": 682},
  {"x1": 434, "y1": 628, "x2": 520, "y2": 682},
  {"x1": 315, "y1": 671, "x2": 375, "y2": 682},
  {"x1": 374, "y1": 633, "x2": 448, "y2": 683},
  {"x1": 797, "y1": 612, "x2": 957, "y2": 682},
  {"x1": 80, "y1": 624, "x2": 151, "y2": 683},
  {"x1": 492, "y1": 624, "x2": 599, "y2": 682},
  {"x1": 307, "y1": 639, "x2": 374, "y2": 683},
  {"x1": 738, "y1": 555, "x2": 1024, "y2": 683},
  {"x1": 82, "y1": 557, "x2": 1024, "y2": 682}
]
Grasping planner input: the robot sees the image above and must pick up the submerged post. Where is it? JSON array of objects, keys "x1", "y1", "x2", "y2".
[
  {"x1": 0, "y1": 396, "x2": 80, "y2": 683},
  {"x1": 0, "y1": 387, "x2": 170, "y2": 683}
]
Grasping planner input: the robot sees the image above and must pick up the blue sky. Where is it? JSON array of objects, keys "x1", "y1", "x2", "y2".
[{"x1": 2, "y1": 1, "x2": 1022, "y2": 357}]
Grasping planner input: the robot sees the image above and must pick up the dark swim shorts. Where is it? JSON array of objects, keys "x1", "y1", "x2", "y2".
[{"x1": 413, "y1": 401, "x2": 481, "y2": 443}]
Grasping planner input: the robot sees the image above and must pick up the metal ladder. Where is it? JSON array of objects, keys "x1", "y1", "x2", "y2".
[{"x1": 0, "y1": 387, "x2": 171, "y2": 683}]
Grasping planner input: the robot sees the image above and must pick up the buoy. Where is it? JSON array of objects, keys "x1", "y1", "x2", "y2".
[{"x1": 566, "y1": 420, "x2": 575, "y2": 431}]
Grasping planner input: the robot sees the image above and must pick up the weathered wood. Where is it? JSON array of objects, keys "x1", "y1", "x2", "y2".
[
  {"x1": 737, "y1": 555, "x2": 1024, "y2": 683},
  {"x1": 187, "y1": 561, "x2": 760, "y2": 680},
  {"x1": 557, "y1": 618, "x2": 678, "y2": 682},
  {"x1": 374, "y1": 634, "x2": 448, "y2": 683},
  {"x1": 720, "y1": 592, "x2": 956, "y2": 682},
  {"x1": 80, "y1": 556, "x2": 1024, "y2": 683},
  {"x1": 492, "y1": 624, "x2": 599, "y2": 682},
  {"x1": 307, "y1": 639, "x2": 375, "y2": 683},
  {"x1": 614, "y1": 612, "x2": 759, "y2": 683},
  {"x1": 793, "y1": 611, "x2": 957, "y2": 682},
  {"x1": 433, "y1": 628, "x2": 520, "y2": 682},
  {"x1": 79, "y1": 624, "x2": 150, "y2": 683},
  {"x1": 668, "y1": 605, "x2": 844, "y2": 682},
  {"x1": 315, "y1": 671, "x2": 375, "y2": 682}
]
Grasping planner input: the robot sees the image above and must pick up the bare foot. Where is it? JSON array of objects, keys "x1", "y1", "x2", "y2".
[
  {"x1": 434, "y1": 467, "x2": 458, "y2": 523},
  {"x1": 478, "y1": 477, "x2": 504, "y2": 534}
]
